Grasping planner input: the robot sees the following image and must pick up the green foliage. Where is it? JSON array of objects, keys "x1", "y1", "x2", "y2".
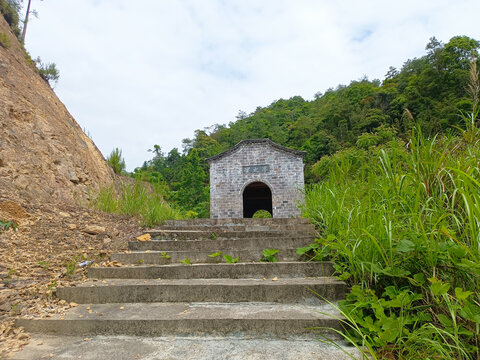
[
  {"x1": 34, "y1": 57, "x2": 60, "y2": 86},
  {"x1": 208, "y1": 251, "x2": 222, "y2": 258},
  {"x1": 223, "y1": 255, "x2": 239, "y2": 264},
  {"x1": 180, "y1": 258, "x2": 191, "y2": 265},
  {"x1": 92, "y1": 181, "x2": 182, "y2": 227},
  {"x1": 0, "y1": 219, "x2": 17, "y2": 232},
  {"x1": 107, "y1": 147, "x2": 126, "y2": 174},
  {"x1": 134, "y1": 35, "x2": 480, "y2": 222},
  {"x1": 260, "y1": 248, "x2": 279, "y2": 262},
  {"x1": 38, "y1": 261, "x2": 49, "y2": 270},
  {"x1": 0, "y1": 32, "x2": 10, "y2": 48},
  {"x1": 210, "y1": 232, "x2": 217, "y2": 239},
  {"x1": 160, "y1": 252, "x2": 170, "y2": 260},
  {"x1": 252, "y1": 210, "x2": 272, "y2": 218},
  {"x1": 303, "y1": 118, "x2": 480, "y2": 357},
  {"x1": 0, "y1": 0, "x2": 21, "y2": 37}
]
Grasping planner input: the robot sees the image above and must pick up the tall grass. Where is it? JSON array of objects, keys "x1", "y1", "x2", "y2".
[
  {"x1": 92, "y1": 181, "x2": 182, "y2": 227},
  {"x1": 303, "y1": 104, "x2": 480, "y2": 357}
]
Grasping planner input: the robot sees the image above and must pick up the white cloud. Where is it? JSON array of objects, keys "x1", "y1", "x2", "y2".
[{"x1": 23, "y1": 0, "x2": 480, "y2": 170}]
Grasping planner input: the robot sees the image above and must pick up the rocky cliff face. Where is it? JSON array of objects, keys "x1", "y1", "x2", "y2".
[{"x1": 0, "y1": 16, "x2": 114, "y2": 205}]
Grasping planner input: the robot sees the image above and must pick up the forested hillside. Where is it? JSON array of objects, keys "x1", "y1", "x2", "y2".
[{"x1": 134, "y1": 35, "x2": 479, "y2": 217}]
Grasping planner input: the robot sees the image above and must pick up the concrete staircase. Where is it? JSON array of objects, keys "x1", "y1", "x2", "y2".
[{"x1": 15, "y1": 218, "x2": 353, "y2": 358}]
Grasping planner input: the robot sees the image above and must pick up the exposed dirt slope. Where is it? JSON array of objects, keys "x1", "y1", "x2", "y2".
[
  {"x1": 0, "y1": 15, "x2": 114, "y2": 206},
  {"x1": 0, "y1": 200, "x2": 143, "y2": 359},
  {"x1": 0, "y1": 14, "x2": 146, "y2": 359}
]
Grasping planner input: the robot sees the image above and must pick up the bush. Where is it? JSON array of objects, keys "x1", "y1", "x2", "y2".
[{"x1": 252, "y1": 210, "x2": 272, "y2": 218}]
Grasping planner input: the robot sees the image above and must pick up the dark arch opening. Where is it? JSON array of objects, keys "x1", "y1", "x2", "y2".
[{"x1": 243, "y1": 182, "x2": 272, "y2": 218}]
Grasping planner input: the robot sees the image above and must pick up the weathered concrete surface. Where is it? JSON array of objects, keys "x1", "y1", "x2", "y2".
[
  {"x1": 128, "y1": 236, "x2": 314, "y2": 251},
  {"x1": 148, "y1": 229, "x2": 313, "y2": 240},
  {"x1": 87, "y1": 262, "x2": 336, "y2": 279},
  {"x1": 56, "y1": 278, "x2": 345, "y2": 304},
  {"x1": 17, "y1": 302, "x2": 342, "y2": 336},
  {"x1": 112, "y1": 248, "x2": 305, "y2": 264},
  {"x1": 164, "y1": 217, "x2": 312, "y2": 226},
  {"x1": 11, "y1": 334, "x2": 363, "y2": 360}
]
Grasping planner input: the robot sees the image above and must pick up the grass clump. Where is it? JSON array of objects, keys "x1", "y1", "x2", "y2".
[
  {"x1": 92, "y1": 180, "x2": 182, "y2": 227},
  {"x1": 0, "y1": 32, "x2": 10, "y2": 48}
]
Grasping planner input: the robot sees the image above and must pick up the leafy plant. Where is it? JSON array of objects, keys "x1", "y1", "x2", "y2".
[
  {"x1": 160, "y1": 252, "x2": 171, "y2": 259},
  {"x1": 180, "y1": 258, "x2": 191, "y2": 265},
  {"x1": 210, "y1": 232, "x2": 217, "y2": 239},
  {"x1": 260, "y1": 248, "x2": 279, "y2": 262},
  {"x1": 0, "y1": 219, "x2": 17, "y2": 232},
  {"x1": 48, "y1": 280, "x2": 57, "y2": 290},
  {"x1": 223, "y1": 255, "x2": 239, "y2": 264},
  {"x1": 208, "y1": 251, "x2": 222, "y2": 258},
  {"x1": 38, "y1": 261, "x2": 50, "y2": 270}
]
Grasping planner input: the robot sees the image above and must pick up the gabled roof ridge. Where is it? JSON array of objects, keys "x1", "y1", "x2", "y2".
[{"x1": 206, "y1": 138, "x2": 305, "y2": 163}]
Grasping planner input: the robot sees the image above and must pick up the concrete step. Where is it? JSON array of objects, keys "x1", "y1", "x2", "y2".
[
  {"x1": 16, "y1": 302, "x2": 342, "y2": 336},
  {"x1": 88, "y1": 262, "x2": 335, "y2": 279},
  {"x1": 147, "y1": 229, "x2": 314, "y2": 240},
  {"x1": 10, "y1": 333, "x2": 362, "y2": 360},
  {"x1": 158, "y1": 223, "x2": 315, "y2": 232},
  {"x1": 56, "y1": 278, "x2": 345, "y2": 304},
  {"x1": 164, "y1": 218, "x2": 312, "y2": 227},
  {"x1": 128, "y1": 236, "x2": 314, "y2": 252},
  {"x1": 112, "y1": 249, "x2": 306, "y2": 264}
]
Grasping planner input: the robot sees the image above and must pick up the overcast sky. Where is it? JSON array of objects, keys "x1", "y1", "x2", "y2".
[{"x1": 23, "y1": 0, "x2": 480, "y2": 170}]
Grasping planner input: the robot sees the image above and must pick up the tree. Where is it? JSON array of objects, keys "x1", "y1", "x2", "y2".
[
  {"x1": 35, "y1": 57, "x2": 59, "y2": 86},
  {"x1": 175, "y1": 149, "x2": 209, "y2": 217},
  {"x1": 107, "y1": 148, "x2": 126, "y2": 175}
]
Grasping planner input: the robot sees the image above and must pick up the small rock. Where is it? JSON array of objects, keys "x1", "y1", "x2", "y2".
[
  {"x1": 103, "y1": 237, "x2": 111, "y2": 245},
  {"x1": 272, "y1": 277, "x2": 278, "y2": 281},
  {"x1": 83, "y1": 225, "x2": 106, "y2": 235},
  {"x1": 17, "y1": 333, "x2": 29, "y2": 340},
  {"x1": 58, "y1": 212, "x2": 70, "y2": 218},
  {"x1": 68, "y1": 224, "x2": 77, "y2": 230},
  {"x1": 69, "y1": 302, "x2": 78, "y2": 307},
  {"x1": 136, "y1": 234, "x2": 151, "y2": 241}
]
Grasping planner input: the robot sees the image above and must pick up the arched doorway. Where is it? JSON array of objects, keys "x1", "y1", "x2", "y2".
[{"x1": 243, "y1": 182, "x2": 272, "y2": 218}]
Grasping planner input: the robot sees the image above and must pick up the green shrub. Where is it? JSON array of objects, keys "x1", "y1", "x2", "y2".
[{"x1": 252, "y1": 209, "x2": 272, "y2": 218}]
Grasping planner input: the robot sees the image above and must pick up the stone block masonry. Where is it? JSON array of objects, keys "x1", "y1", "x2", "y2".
[{"x1": 206, "y1": 139, "x2": 305, "y2": 218}]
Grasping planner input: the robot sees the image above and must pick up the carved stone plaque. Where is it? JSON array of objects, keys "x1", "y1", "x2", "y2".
[{"x1": 242, "y1": 165, "x2": 270, "y2": 174}]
